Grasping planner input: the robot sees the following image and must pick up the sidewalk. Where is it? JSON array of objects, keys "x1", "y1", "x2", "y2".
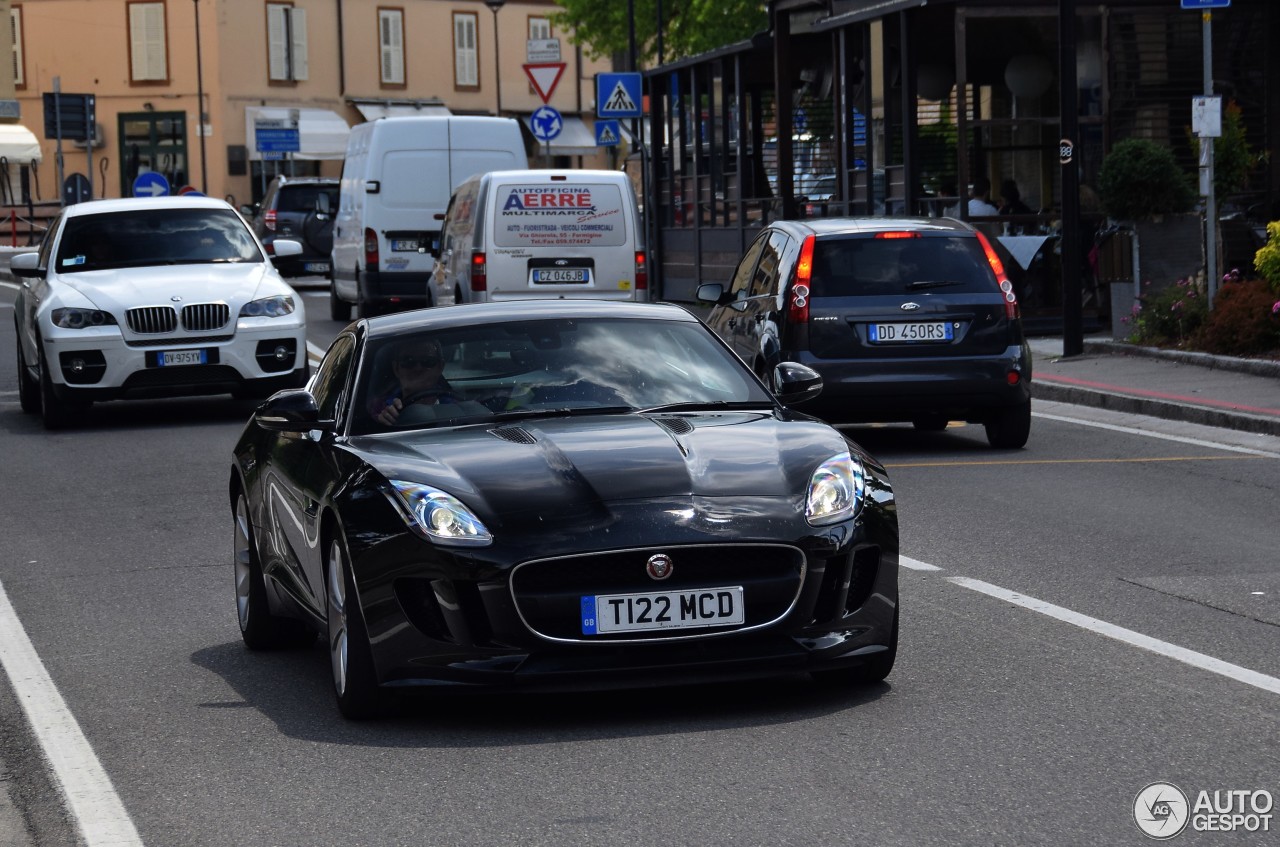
[{"x1": 1030, "y1": 336, "x2": 1280, "y2": 437}]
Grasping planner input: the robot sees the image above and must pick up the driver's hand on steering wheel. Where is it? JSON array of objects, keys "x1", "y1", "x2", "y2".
[{"x1": 376, "y1": 398, "x2": 403, "y2": 426}]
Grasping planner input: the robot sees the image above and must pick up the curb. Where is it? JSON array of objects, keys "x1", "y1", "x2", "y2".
[
  {"x1": 1031, "y1": 379, "x2": 1280, "y2": 437},
  {"x1": 1081, "y1": 339, "x2": 1280, "y2": 379}
]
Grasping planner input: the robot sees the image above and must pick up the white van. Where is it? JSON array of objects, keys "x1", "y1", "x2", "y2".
[
  {"x1": 431, "y1": 169, "x2": 647, "y2": 305},
  {"x1": 329, "y1": 116, "x2": 528, "y2": 320}
]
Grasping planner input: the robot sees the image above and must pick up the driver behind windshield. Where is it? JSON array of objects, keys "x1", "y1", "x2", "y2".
[{"x1": 367, "y1": 337, "x2": 459, "y2": 426}]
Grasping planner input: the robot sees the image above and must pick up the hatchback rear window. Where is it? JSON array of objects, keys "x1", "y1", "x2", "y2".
[
  {"x1": 810, "y1": 235, "x2": 996, "y2": 297},
  {"x1": 276, "y1": 185, "x2": 339, "y2": 213}
]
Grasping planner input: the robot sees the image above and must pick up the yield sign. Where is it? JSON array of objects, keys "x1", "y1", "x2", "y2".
[{"x1": 523, "y1": 63, "x2": 566, "y2": 105}]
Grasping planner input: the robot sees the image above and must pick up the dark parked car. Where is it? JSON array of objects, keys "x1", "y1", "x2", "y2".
[
  {"x1": 246, "y1": 176, "x2": 338, "y2": 277},
  {"x1": 231, "y1": 300, "x2": 898, "y2": 718},
  {"x1": 698, "y1": 217, "x2": 1032, "y2": 448}
]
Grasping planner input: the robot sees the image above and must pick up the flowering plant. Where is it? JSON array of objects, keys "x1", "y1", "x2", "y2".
[{"x1": 1125, "y1": 277, "x2": 1208, "y2": 347}]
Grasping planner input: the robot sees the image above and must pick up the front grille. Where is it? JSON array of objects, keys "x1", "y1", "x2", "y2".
[
  {"x1": 182, "y1": 303, "x2": 230, "y2": 331},
  {"x1": 511, "y1": 544, "x2": 805, "y2": 643},
  {"x1": 126, "y1": 306, "x2": 177, "y2": 334},
  {"x1": 125, "y1": 334, "x2": 234, "y2": 348}
]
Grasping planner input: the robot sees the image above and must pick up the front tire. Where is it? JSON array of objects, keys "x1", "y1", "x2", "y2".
[
  {"x1": 15, "y1": 334, "x2": 39, "y2": 414},
  {"x1": 326, "y1": 531, "x2": 380, "y2": 719},
  {"x1": 984, "y1": 399, "x2": 1031, "y2": 449},
  {"x1": 38, "y1": 349, "x2": 85, "y2": 430},
  {"x1": 812, "y1": 606, "x2": 899, "y2": 686},
  {"x1": 234, "y1": 491, "x2": 313, "y2": 650}
]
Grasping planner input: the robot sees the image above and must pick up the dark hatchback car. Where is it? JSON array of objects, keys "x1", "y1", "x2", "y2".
[
  {"x1": 231, "y1": 300, "x2": 898, "y2": 718},
  {"x1": 246, "y1": 176, "x2": 339, "y2": 277},
  {"x1": 698, "y1": 217, "x2": 1032, "y2": 448}
]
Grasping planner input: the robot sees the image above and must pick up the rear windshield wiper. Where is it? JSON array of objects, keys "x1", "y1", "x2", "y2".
[
  {"x1": 906, "y1": 279, "x2": 964, "y2": 290},
  {"x1": 639, "y1": 400, "x2": 774, "y2": 414}
]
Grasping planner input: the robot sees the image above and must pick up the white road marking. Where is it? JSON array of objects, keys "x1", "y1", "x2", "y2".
[
  {"x1": 946, "y1": 574, "x2": 1280, "y2": 696},
  {"x1": 900, "y1": 556, "x2": 942, "y2": 571},
  {"x1": 0, "y1": 581, "x2": 144, "y2": 845}
]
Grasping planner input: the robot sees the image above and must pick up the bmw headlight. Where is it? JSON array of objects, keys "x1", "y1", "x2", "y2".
[
  {"x1": 389, "y1": 481, "x2": 493, "y2": 546},
  {"x1": 50, "y1": 308, "x2": 117, "y2": 329},
  {"x1": 239, "y1": 295, "x2": 296, "y2": 318},
  {"x1": 805, "y1": 452, "x2": 864, "y2": 525}
]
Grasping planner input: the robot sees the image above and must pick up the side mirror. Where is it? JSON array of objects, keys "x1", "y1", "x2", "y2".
[
  {"x1": 270, "y1": 239, "x2": 304, "y2": 258},
  {"x1": 696, "y1": 282, "x2": 727, "y2": 305},
  {"x1": 316, "y1": 193, "x2": 332, "y2": 215},
  {"x1": 9, "y1": 252, "x2": 42, "y2": 278},
  {"x1": 254, "y1": 389, "x2": 336, "y2": 432},
  {"x1": 772, "y1": 362, "x2": 823, "y2": 406}
]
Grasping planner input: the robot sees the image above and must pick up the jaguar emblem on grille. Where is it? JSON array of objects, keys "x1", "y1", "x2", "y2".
[{"x1": 646, "y1": 554, "x2": 674, "y2": 581}]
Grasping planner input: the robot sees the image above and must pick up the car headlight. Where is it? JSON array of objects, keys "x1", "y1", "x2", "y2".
[
  {"x1": 239, "y1": 295, "x2": 296, "y2": 318},
  {"x1": 805, "y1": 452, "x2": 864, "y2": 525},
  {"x1": 50, "y1": 308, "x2": 117, "y2": 329},
  {"x1": 389, "y1": 480, "x2": 493, "y2": 546}
]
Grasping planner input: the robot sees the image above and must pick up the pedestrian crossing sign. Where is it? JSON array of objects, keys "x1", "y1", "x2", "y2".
[
  {"x1": 596, "y1": 73, "x2": 643, "y2": 118},
  {"x1": 595, "y1": 120, "x2": 621, "y2": 147}
]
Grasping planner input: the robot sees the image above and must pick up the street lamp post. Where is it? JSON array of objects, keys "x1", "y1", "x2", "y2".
[
  {"x1": 484, "y1": 0, "x2": 506, "y2": 116},
  {"x1": 193, "y1": 0, "x2": 208, "y2": 194}
]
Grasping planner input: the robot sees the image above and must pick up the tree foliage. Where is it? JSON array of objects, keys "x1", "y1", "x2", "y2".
[{"x1": 551, "y1": 0, "x2": 768, "y2": 67}]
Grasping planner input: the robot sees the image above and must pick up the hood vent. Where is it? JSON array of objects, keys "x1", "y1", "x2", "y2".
[
  {"x1": 653, "y1": 416, "x2": 695, "y2": 436},
  {"x1": 489, "y1": 425, "x2": 537, "y2": 445}
]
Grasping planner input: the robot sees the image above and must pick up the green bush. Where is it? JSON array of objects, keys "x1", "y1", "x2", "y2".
[
  {"x1": 1126, "y1": 277, "x2": 1209, "y2": 347},
  {"x1": 1195, "y1": 276, "x2": 1280, "y2": 356},
  {"x1": 1098, "y1": 138, "x2": 1197, "y2": 221},
  {"x1": 1254, "y1": 221, "x2": 1280, "y2": 294}
]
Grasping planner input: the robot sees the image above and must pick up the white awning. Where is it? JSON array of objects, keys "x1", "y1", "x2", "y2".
[
  {"x1": 0, "y1": 124, "x2": 42, "y2": 164},
  {"x1": 523, "y1": 115, "x2": 600, "y2": 157},
  {"x1": 244, "y1": 107, "x2": 351, "y2": 161},
  {"x1": 351, "y1": 101, "x2": 452, "y2": 121}
]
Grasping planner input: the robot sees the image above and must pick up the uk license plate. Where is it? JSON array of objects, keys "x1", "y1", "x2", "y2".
[
  {"x1": 581, "y1": 586, "x2": 745, "y2": 635},
  {"x1": 390, "y1": 239, "x2": 420, "y2": 252},
  {"x1": 533, "y1": 268, "x2": 589, "y2": 283},
  {"x1": 868, "y1": 321, "x2": 953, "y2": 343},
  {"x1": 157, "y1": 349, "x2": 208, "y2": 367},
  {"x1": 303, "y1": 261, "x2": 330, "y2": 273}
]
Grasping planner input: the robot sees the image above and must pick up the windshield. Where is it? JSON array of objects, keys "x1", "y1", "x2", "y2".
[
  {"x1": 353, "y1": 317, "x2": 771, "y2": 434},
  {"x1": 55, "y1": 207, "x2": 264, "y2": 273}
]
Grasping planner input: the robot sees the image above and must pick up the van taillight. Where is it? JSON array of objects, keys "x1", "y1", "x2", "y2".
[
  {"x1": 363, "y1": 228, "x2": 379, "y2": 269},
  {"x1": 789, "y1": 234, "x2": 816, "y2": 324},
  {"x1": 635, "y1": 251, "x2": 648, "y2": 290},
  {"x1": 264, "y1": 209, "x2": 277, "y2": 232},
  {"x1": 471, "y1": 252, "x2": 487, "y2": 291},
  {"x1": 974, "y1": 230, "x2": 1019, "y2": 319}
]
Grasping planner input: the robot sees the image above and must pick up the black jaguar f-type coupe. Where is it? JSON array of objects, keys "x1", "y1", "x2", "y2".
[{"x1": 230, "y1": 300, "x2": 898, "y2": 718}]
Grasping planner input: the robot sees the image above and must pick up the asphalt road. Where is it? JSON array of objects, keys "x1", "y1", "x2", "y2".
[{"x1": 1, "y1": 280, "x2": 1278, "y2": 846}]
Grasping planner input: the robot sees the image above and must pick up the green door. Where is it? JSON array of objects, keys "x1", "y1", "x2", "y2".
[{"x1": 118, "y1": 111, "x2": 189, "y2": 197}]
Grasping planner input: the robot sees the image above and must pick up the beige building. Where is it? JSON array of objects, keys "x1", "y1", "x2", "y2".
[{"x1": 7, "y1": 0, "x2": 612, "y2": 212}]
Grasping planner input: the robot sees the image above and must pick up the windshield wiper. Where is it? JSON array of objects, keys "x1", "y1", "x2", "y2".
[
  {"x1": 486, "y1": 406, "x2": 634, "y2": 423},
  {"x1": 906, "y1": 279, "x2": 964, "y2": 290},
  {"x1": 639, "y1": 400, "x2": 774, "y2": 414}
]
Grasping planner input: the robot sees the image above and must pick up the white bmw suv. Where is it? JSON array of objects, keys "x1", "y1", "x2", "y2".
[{"x1": 11, "y1": 196, "x2": 309, "y2": 429}]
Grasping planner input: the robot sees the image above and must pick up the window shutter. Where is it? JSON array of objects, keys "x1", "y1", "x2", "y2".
[
  {"x1": 267, "y1": 4, "x2": 289, "y2": 81},
  {"x1": 380, "y1": 10, "x2": 404, "y2": 85},
  {"x1": 130, "y1": 3, "x2": 167, "y2": 82},
  {"x1": 10, "y1": 7, "x2": 23, "y2": 87},
  {"x1": 454, "y1": 14, "x2": 477, "y2": 87},
  {"x1": 290, "y1": 7, "x2": 308, "y2": 81}
]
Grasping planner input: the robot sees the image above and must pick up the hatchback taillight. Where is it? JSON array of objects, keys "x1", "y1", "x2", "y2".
[
  {"x1": 635, "y1": 251, "x2": 648, "y2": 290},
  {"x1": 264, "y1": 209, "x2": 277, "y2": 232},
  {"x1": 974, "y1": 230, "x2": 1020, "y2": 320},
  {"x1": 363, "y1": 228, "x2": 379, "y2": 270},
  {"x1": 471, "y1": 252, "x2": 487, "y2": 291},
  {"x1": 789, "y1": 234, "x2": 816, "y2": 324}
]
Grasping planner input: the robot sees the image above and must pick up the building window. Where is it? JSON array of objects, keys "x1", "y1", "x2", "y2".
[
  {"x1": 267, "y1": 3, "x2": 308, "y2": 82},
  {"x1": 379, "y1": 8, "x2": 405, "y2": 86},
  {"x1": 528, "y1": 16, "x2": 551, "y2": 40},
  {"x1": 10, "y1": 5, "x2": 24, "y2": 89},
  {"x1": 453, "y1": 12, "x2": 478, "y2": 89},
  {"x1": 128, "y1": 1, "x2": 168, "y2": 82}
]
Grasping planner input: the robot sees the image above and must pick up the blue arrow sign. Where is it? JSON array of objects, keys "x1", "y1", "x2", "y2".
[
  {"x1": 597, "y1": 72, "x2": 642, "y2": 118},
  {"x1": 132, "y1": 171, "x2": 170, "y2": 198},
  {"x1": 1181, "y1": 0, "x2": 1230, "y2": 8},
  {"x1": 530, "y1": 105, "x2": 563, "y2": 142},
  {"x1": 595, "y1": 120, "x2": 621, "y2": 147}
]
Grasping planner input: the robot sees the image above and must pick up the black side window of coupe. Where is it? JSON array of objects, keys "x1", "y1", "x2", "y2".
[{"x1": 311, "y1": 335, "x2": 356, "y2": 422}]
